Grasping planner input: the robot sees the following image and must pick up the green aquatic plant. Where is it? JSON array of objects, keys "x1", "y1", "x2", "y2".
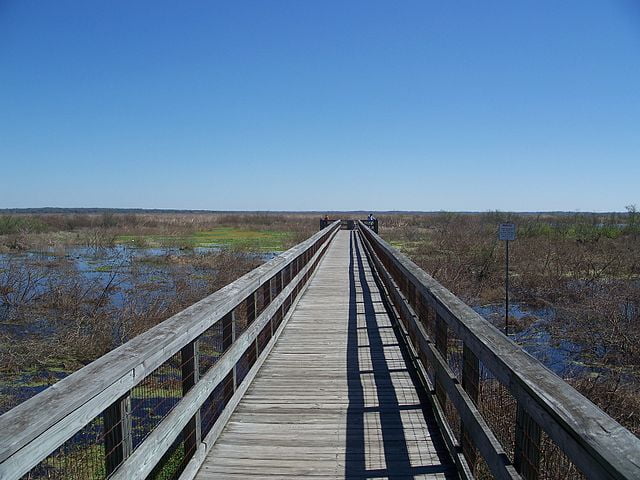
[
  {"x1": 92, "y1": 265, "x2": 113, "y2": 273},
  {"x1": 116, "y1": 227, "x2": 292, "y2": 251}
]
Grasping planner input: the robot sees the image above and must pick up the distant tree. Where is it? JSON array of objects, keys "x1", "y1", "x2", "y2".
[{"x1": 625, "y1": 204, "x2": 637, "y2": 236}]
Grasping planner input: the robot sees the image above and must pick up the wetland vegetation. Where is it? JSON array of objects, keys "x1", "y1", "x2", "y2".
[
  {"x1": 2, "y1": 209, "x2": 639, "y2": 439},
  {"x1": 378, "y1": 209, "x2": 640, "y2": 436},
  {"x1": 0, "y1": 211, "x2": 317, "y2": 414}
]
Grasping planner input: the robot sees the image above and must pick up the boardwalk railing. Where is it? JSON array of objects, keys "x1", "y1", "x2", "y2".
[
  {"x1": 357, "y1": 221, "x2": 640, "y2": 480},
  {"x1": 320, "y1": 218, "x2": 378, "y2": 233},
  {"x1": 0, "y1": 221, "x2": 340, "y2": 480},
  {"x1": 320, "y1": 218, "x2": 354, "y2": 230}
]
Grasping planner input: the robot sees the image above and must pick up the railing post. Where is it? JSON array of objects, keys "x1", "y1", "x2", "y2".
[
  {"x1": 461, "y1": 344, "x2": 480, "y2": 468},
  {"x1": 250, "y1": 290, "x2": 260, "y2": 359},
  {"x1": 103, "y1": 392, "x2": 132, "y2": 475},
  {"x1": 434, "y1": 313, "x2": 448, "y2": 408},
  {"x1": 261, "y1": 280, "x2": 271, "y2": 315},
  {"x1": 222, "y1": 311, "x2": 237, "y2": 393},
  {"x1": 181, "y1": 339, "x2": 201, "y2": 461},
  {"x1": 246, "y1": 291, "x2": 256, "y2": 324},
  {"x1": 408, "y1": 282, "x2": 416, "y2": 310},
  {"x1": 284, "y1": 265, "x2": 290, "y2": 288},
  {"x1": 268, "y1": 277, "x2": 276, "y2": 336},
  {"x1": 515, "y1": 404, "x2": 542, "y2": 479}
]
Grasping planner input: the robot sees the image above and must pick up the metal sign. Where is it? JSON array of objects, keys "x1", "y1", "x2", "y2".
[{"x1": 499, "y1": 223, "x2": 516, "y2": 241}]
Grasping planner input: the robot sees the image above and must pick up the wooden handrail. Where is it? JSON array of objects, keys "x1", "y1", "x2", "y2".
[
  {"x1": 357, "y1": 220, "x2": 640, "y2": 480},
  {"x1": 0, "y1": 221, "x2": 340, "y2": 480}
]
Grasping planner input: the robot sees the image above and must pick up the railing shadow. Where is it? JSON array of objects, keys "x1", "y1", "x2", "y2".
[{"x1": 345, "y1": 231, "x2": 457, "y2": 479}]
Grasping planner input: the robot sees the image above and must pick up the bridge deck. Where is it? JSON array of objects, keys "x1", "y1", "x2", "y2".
[{"x1": 195, "y1": 231, "x2": 458, "y2": 479}]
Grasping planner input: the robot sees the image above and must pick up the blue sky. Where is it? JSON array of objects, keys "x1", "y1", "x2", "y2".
[{"x1": 1, "y1": 1, "x2": 639, "y2": 211}]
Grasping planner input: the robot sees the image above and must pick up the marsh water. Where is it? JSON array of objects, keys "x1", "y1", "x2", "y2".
[
  {"x1": 0, "y1": 245, "x2": 278, "y2": 413},
  {"x1": 473, "y1": 302, "x2": 583, "y2": 376},
  {"x1": 0, "y1": 245, "x2": 277, "y2": 319},
  {"x1": 0, "y1": 245, "x2": 592, "y2": 414}
]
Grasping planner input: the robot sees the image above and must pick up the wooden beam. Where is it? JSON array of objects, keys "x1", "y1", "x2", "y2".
[
  {"x1": 461, "y1": 344, "x2": 480, "y2": 469},
  {"x1": 514, "y1": 404, "x2": 541, "y2": 480},
  {"x1": 103, "y1": 393, "x2": 132, "y2": 476},
  {"x1": 181, "y1": 340, "x2": 201, "y2": 466}
]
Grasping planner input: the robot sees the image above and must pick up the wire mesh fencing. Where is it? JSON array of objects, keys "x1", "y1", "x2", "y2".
[{"x1": 20, "y1": 414, "x2": 106, "y2": 480}]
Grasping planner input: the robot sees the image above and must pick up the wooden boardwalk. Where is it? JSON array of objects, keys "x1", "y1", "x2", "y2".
[
  {"x1": 4, "y1": 223, "x2": 639, "y2": 480},
  {"x1": 195, "y1": 231, "x2": 458, "y2": 479}
]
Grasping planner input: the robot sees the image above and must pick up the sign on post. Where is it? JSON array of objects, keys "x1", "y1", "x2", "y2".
[
  {"x1": 499, "y1": 223, "x2": 516, "y2": 241},
  {"x1": 499, "y1": 223, "x2": 516, "y2": 336}
]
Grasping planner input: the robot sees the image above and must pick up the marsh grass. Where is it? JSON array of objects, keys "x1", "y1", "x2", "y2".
[
  {"x1": 0, "y1": 233, "x2": 264, "y2": 414},
  {"x1": 0, "y1": 212, "x2": 318, "y2": 253},
  {"x1": 378, "y1": 211, "x2": 640, "y2": 437},
  {"x1": 116, "y1": 227, "x2": 292, "y2": 251}
]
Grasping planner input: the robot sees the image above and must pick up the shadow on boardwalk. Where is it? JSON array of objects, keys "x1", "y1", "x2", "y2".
[{"x1": 345, "y1": 231, "x2": 458, "y2": 479}]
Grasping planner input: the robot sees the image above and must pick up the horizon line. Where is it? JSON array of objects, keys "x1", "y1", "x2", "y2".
[{"x1": 0, "y1": 207, "x2": 634, "y2": 215}]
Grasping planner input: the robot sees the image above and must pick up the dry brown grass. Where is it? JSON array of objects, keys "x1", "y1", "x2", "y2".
[{"x1": 378, "y1": 212, "x2": 640, "y2": 439}]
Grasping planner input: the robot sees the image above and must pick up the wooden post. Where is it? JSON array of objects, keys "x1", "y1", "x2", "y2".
[
  {"x1": 261, "y1": 280, "x2": 271, "y2": 315},
  {"x1": 231, "y1": 315, "x2": 237, "y2": 392},
  {"x1": 269, "y1": 275, "x2": 277, "y2": 304},
  {"x1": 408, "y1": 282, "x2": 416, "y2": 309},
  {"x1": 434, "y1": 313, "x2": 448, "y2": 408},
  {"x1": 246, "y1": 291, "x2": 256, "y2": 325},
  {"x1": 222, "y1": 311, "x2": 236, "y2": 393},
  {"x1": 103, "y1": 393, "x2": 132, "y2": 475},
  {"x1": 461, "y1": 344, "x2": 480, "y2": 468},
  {"x1": 253, "y1": 290, "x2": 260, "y2": 359},
  {"x1": 515, "y1": 404, "x2": 542, "y2": 480},
  {"x1": 247, "y1": 290, "x2": 260, "y2": 366},
  {"x1": 251, "y1": 288, "x2": 260, "y2": 363},
  {"x1": 181, "y1": 340, "x2": 201, "y2": 461}
]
